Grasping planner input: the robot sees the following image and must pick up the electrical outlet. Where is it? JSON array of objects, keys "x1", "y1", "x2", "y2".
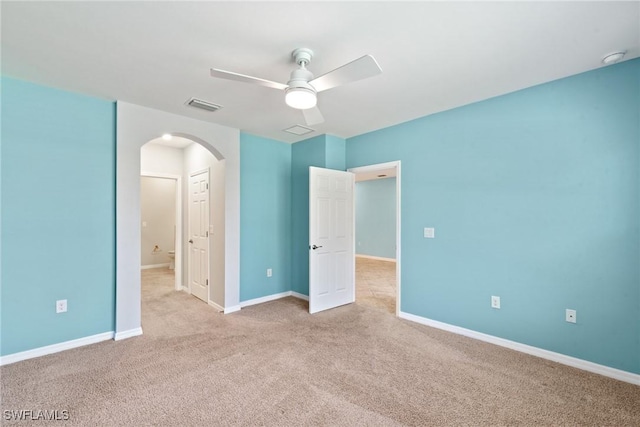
[
  {"x1": 56, "y1": 299, "x2": 67, "y2": 313},
  {"x1": 491, "y1": 296, "x2": 500, "y2": 309},
  {"x1": 424, "y1": 227, "x2": 435, "y2": 238},
  {"x1": 566, "y1": 309, "x2": 576, "y2": 323},
  {"x1": 267, "y1": 268, "x2": 272, "y2": 277}
]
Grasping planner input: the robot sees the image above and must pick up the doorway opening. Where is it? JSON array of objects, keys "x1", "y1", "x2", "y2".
[
  {"x1": 139, "y1": 136, "x2": 225, "y2": 315},
  {"x1": 116, "y1": 102, "x2": 240, "y2": 340},
  {"x1": 140, "y1": 174, "x2": 180, "y2": 300},
  {"x1": 348, "y1": 162, "x2": 401, "y2": 316}
]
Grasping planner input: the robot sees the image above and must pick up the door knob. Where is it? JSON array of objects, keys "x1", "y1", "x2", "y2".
[
  {"x1": 188, "y1": 239, "x2": 194, "y2": 244},
  {"x1": 311, "y1": 245, "x2": 323, "y2": 250}
]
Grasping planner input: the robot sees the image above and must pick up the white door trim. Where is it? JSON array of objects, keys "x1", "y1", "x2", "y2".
[
  {"x1": 141, "y1": 171, "x2": 182, "y2": 291},
  {"x1": 348, "y1": 161, "x2": 402, "y2": 317}
]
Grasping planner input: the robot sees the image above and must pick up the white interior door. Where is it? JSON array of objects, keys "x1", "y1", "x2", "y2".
[
  {"x1": 189, "y1": 170, "x2": 209, "y2": 302},
  {"x1": 309, "y1": 166, "x2": 355, "y2": 314}
]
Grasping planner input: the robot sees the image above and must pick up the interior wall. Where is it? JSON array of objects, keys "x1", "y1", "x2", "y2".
[
  {"x1": 356, "y1": 178, "x2": 396, "y2": 259},
  {"x1": 183, "y1": 143, "x2": 225, "y2": 308},
  {"x1": 1, "y1": 77, "x2": 116, "y2": 356},
  {"x1": 325, "y1": 135, "x2": 346, "y2": 170},
  {"x1": 116, "y1": 101, "x2": 240, "y2": 334},
  {"x1": 291, "y1": 135, "x2": 329, "y2": 295},
  {"x1": 141, "y1": 144, "x2": 184, "y2": 176},
  {"x1": 140, "y1": 177, "x2": 176, "y2": 267},
  {"x1": 346, "y1": 58, "x2": 640, "y2": 374},
  {"x1": 239, "y1": 133, "x2": 292, "y2": 301}
]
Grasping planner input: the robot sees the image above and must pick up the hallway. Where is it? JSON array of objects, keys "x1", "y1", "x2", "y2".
[{"x1": 355, "y1": 257, "x2": 396, "y2": 314}]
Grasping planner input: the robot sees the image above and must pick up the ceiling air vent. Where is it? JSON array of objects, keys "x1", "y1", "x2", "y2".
[
  {"x1": 283, "y1": 125, "x2": 314, "y2": 136},
  {"x1": 186, "y1": 97, "x2": 222, "y2": 112}
]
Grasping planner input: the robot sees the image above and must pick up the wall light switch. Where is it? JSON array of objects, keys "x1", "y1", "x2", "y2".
[
  {"x1": 267, "y1": 268, "x2": 273, "y2": 278},
  {"x1": 424, "y1": 227, "x2": 435, "y2": 238}
]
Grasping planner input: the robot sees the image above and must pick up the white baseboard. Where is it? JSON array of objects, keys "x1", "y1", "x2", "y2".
[
  {"x1": 290, "y1": 291, "x2": 309, "y2": 301},
  {"x1": 224, "y1": 305, "x2": 241, "y2": 314},
  {"x1": 141, "y1": 263, "x2": 170, "y2": 270},
  {"x1": 0, "y1": 331, "x2": 114, "y2": 366},
  {"x1": 399, "y1": 311, "x2": 640, "y2": 386},
  {"x1": 114, "y1": 327, "x2": 143, "y2": 341},
  {"x1": 239, "y1": 291, "x2": 293, "y2": 308},
  {"x1": 356, "y1": 254, "x2": 396, "y2": 262},
  {"x1": 228, "y1": 290, "x2": 310, "y2": 314},
  {"x1": 208, "y1": 300, "x2": 224, "y2": 312}
]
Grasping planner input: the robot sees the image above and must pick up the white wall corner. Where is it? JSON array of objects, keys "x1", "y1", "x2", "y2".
[
  {"x1": 114, "y1": 327, "x2": 143, "y2": 341},
  {"x1": 0, "y1": 332, "x2": 114, "y2": 366},
  {"x1": 398, "y1": 311, "x2": 640, "y2": 386}
]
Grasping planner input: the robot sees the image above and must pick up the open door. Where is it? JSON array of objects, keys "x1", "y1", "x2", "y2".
[
  {"x1": 188, "y1": 169, "x2": 209, "y2": 302},
  {"x1": 309, "y1": 166, "x2": 355, "y2": 314}
]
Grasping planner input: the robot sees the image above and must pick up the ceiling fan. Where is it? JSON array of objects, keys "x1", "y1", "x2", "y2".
[{"x1": 210, "y1": 48, "x2": 382, "y2": 126}]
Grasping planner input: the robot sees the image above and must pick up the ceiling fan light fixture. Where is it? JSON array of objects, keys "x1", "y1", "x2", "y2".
[{"x1": 285, "y1": 87, "x2": 317, "y2": 110}]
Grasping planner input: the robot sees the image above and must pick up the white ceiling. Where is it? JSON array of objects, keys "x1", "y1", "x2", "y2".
[
  {"x1": 2, "y1": 2, "x2": 638, "y2": 143},
  {"x1": 148, "y1": 136, "x2": 194, "y2": 149}
]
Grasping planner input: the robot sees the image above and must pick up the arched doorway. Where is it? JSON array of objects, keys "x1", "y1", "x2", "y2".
[
  {"x1": 141, "y1": 135, "x2": 225, "y2": 308},
  {"x1": 115, "y1": 102, "x2": 241, "y2": 339}
]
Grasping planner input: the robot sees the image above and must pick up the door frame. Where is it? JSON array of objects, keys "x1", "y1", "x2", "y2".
[
  {"x1": 347, "y1": 161, "x2": 402, "y2": 317},
  {"x1": 187, "y1": 167, "x2": 211, "y2": 302},
  {"x1": 140, "y1": 172, "x2": 183, "y2": 291}
]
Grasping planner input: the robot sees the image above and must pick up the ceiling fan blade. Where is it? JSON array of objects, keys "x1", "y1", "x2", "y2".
[
  {"x1": 210, "y1": 68, "x2": 288, "y2": 91},
  {"x1": 302, "y1": 106, "x2": 325, "y2": 126},
  {"x1": 309, "y1": 55, "x2": 382, "y2": 93}
]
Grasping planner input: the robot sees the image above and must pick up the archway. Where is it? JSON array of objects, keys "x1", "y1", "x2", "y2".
[
  {"x1": 141, "y1": 135, "x2": 225, "y2": 308},
  {"x1": 115, "y1": 101, "x2": 241, "y2": 339}
]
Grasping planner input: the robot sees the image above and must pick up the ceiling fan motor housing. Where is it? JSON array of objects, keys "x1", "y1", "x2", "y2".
[{"x1": 287, "y1": 68, "x2": 315, "y2": 92}]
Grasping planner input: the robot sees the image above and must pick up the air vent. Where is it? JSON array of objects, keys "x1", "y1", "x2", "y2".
[
  {"x1": 186, "y1": 98, "x2": 222, "y2": 112},
  {"x1": 283, "y1": 125, "x2": 314, "y2": 136}
]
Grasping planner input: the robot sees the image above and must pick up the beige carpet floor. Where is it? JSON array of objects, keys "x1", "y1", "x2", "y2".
[
  {"x1": 356, "y1": 257, "x2": 396, "y2": 314},
  {"x1": 1, "y1": 268, "x2": 639, "y2": 426}
]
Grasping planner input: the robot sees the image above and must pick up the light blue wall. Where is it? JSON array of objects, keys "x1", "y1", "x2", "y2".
[
  {"x1": 356, "y1": 178, "x2": 396, "y2": 259},
  {"x1": 1, "y1": 77, "x2": 116, "y2": 356},
  {"x1": 240, "y1": 133, "x2": 292, "y2": 301},
  {"x1": 346, "y1": 59, "x2": 640, "y2": 374},
  {"x1": 325, "y1": 134, "x2": 346, "y2": 170},
  {"x1": 290, "y1": 135, "x2": 326, "y2": 295}
]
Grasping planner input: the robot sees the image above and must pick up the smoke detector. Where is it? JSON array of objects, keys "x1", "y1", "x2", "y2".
[{"x1": 601, "y1": 51, "x2": 626, "y2": 65}]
